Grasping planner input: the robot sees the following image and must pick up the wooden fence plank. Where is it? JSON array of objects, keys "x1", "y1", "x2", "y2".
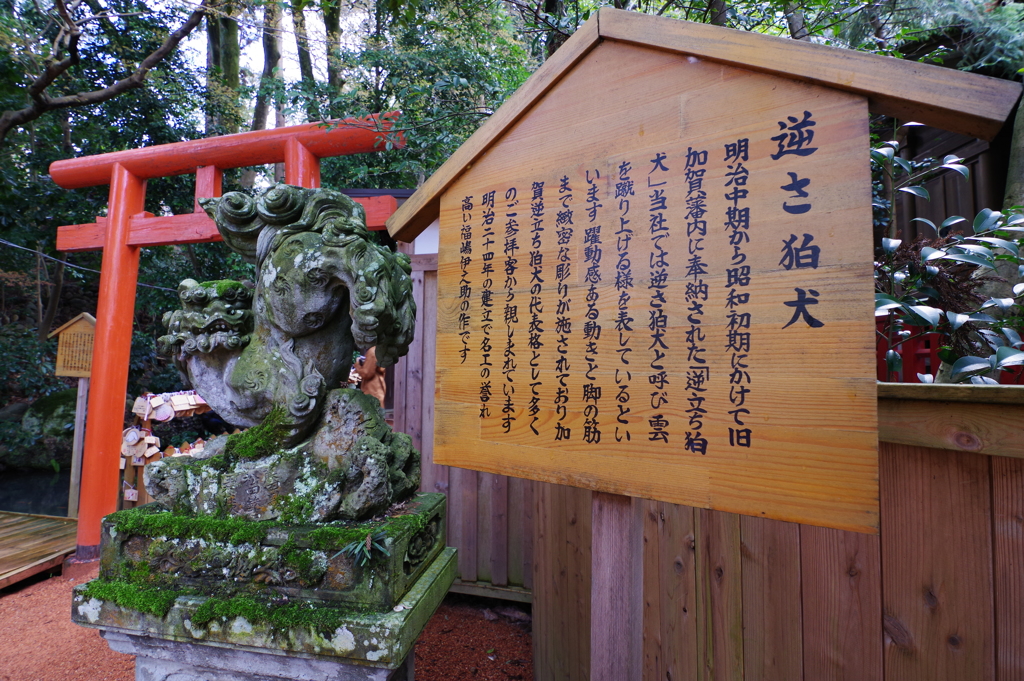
[
  {"x1": 592, "y1": 493, "x2": 642, "y2": 681},
  {"x1": 642, "y1": 499, "x2": 665, "y2": 681},
  {"x1": 992, "y1": 456, "x2": 1024, "y2": 681},
  {"x1": 643, "y1": 501, "x2": 698, "y2": 681},
  {"x1": 740, "y1": 515, "x2": 803, "y2": 681},
  {"x1": 800, "y1": 524, "x2": 882, "y2": 681},
  {"x1": 507, "y1": 475, "x2": 526, "y2": 588},
  {"x1": 880, "y1": 443, "x2": 995, "y2": 681},
  {"x1": 522, "y1": 479, "x2": 535, "y2": 591},
  {"x1": 491, "y1": 474, "x2": 509, "y2": 587},
  {"x1": 477, "y1": 472, "x2": 495, "y2": 584},
  {"x1": 695, "y1": 509, "x2": 743, "y2": 681},
  {"x1": 452, "y1": 467, "x2": 479, "y2": 583},
  {"x1": 418, "y1": 271, "x2": 446, "y2": 495},
  {"x1": 567, "y1": 484, "x2": 593, "y2": 680}
]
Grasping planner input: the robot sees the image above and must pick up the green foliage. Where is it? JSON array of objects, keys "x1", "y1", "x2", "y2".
[
  {"x1": 338, "y1": 530, "x2": 391, "y2": 566},
  {"x1": 873, "y1": 141, "x2": 1024, "y2": 382},
  {"x1": 0, "y1": 325, "x2": 65, "y2": 402},
  {"x1": 317, "y1": 0, "x2": 534, "y2": 189}
]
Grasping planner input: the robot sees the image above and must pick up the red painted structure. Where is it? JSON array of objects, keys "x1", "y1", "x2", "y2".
[{"x1": 49, "y1": 114, "x2": 404, "y2": 556}]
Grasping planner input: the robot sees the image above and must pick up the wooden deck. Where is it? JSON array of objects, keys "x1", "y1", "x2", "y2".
[{"x1": 0, "y1": 512, "x2": 77, "y2": 589}]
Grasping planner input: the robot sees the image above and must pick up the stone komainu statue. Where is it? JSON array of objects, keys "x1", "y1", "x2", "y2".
[{"x1": 149, "y1": 185, "x2": 420, "y2": 523}]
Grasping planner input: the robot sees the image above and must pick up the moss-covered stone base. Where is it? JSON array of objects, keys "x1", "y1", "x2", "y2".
[
  {"x1": 73, "y1": 547, "x2": 456, "y2": 669},
  {"x1": 98, "y1": 493, "x2": 446, "y2": 610}
]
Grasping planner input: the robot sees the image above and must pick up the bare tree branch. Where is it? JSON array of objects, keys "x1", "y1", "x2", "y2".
[{"x1": 0, "y1": 0, "x2": 210, "y2": 148}]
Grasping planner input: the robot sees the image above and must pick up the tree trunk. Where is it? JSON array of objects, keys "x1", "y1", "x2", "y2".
[
  {"x1": 251, "y1": 1, "x2": 282, "y2": 132},
  {"x1": 206, "y1": 14, "x2": 221, "y2": 132},
  {"x1": 324, "y1": 0, "x2": 344, "y2": 102},
  {"x1": 291, "y1": 1, "x2": 319, "y2": 122},
  {"x1": 219, "y1": 3, "x2": 241, "y2": 133},
  {"x1": 784, "y1": 3, "x2": 810, "y2": 41},
  {"x1": 38, "y1": 257, "x2": 65, "y2": 342},
  {"x1": 708, "y1": 0, "x2": 728, "y2": 25},
  {"x1": 544, "y1": 0, "x2": 567, "y2": 60},
  {"x1": 1004, "y1": 103, "x2": 1024, "y2": 209}
]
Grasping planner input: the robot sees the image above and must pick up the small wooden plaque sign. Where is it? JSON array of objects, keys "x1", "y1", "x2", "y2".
[
  {"x1": 434, "y1": 41, "x2": 879, "y2": 533},
  {"x1": 49, "y1": 313, "x2": 96, "y2": 378}
]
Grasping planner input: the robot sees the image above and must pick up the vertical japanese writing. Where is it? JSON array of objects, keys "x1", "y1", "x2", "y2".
[
  {"x1": 773, "y1": 110, "x2": 826, "y2": 331},
  {"x1": 459, "y1": 196, "x2": 473, "y2": 366},
  {"x1": 553, "y1": 175, "x2": 574, "y2": 441},
  {"x1": 682, "y1": 148, "x2": 709, "y2": 454},
  {"x1": 723, "y1": 138, "x2": 752, "y2": 449},
  {"x1": 502, "y1": 187, "x2": 520, "y2": 433},
  {"x1": 614, "y1": 161, "x2": 635, "y2": 443},
  {"x1": 582, "y1": 169, "x2": 603, "y2": 444},
  {"x1": 528, "y1": 181, "x2": 546, "y2": 436},
  {"x1": 478, "y1": 191, "x2": 496, "y2": 418},
  {"x1": 648, "y1": 152, "x2": 672, "y2": 443}
]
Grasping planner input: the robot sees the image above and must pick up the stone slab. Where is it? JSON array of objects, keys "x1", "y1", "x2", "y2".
[
  {"x1": 74, "y1": 547, "x2": 456, "y2": 669},
  {"x1": 102, "y1": 631, "x2": 413, "y2": 681}
]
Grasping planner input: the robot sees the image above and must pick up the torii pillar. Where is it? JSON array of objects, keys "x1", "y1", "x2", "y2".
[{"x1": 49, "y1": 116, "x2": 404, "y2": 559}]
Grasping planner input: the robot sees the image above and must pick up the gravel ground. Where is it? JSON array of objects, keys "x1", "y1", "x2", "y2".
[{"x1": 0, "y1": 567, "x2": 533, "y2": 681}]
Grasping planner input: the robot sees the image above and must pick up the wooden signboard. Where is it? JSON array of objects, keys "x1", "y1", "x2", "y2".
[
  {"x1": 435, "y1": 41, "x2": 878, "y2": 533},
  {"x1": 50, "y1": 312, "x2": 96, "y2": 378}
]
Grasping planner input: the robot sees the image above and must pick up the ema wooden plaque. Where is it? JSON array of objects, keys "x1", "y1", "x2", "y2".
[{"x1": 434, "y1": 41, "x2": 879, "y2": 533}]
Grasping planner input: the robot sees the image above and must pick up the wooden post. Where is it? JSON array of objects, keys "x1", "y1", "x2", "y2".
[
  {"x1": 75, "y1": 163, "x2": 145, "y2": 558},
  {"x1": 285, "y1": 138, "x2": 320, "y2": 188},
  {"x1": 591, "y1": 491, "x2": 643, "y2": 681},
  {"x1": 66, "y1": 377, "x2": 89, "y2": 519}
]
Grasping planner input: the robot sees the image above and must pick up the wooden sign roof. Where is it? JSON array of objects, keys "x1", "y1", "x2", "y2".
[
  {"x1": 48, "y1": 312, "x2": 96, "y2": 338},
  {"x1": 387, "y1": 8, "x2": 1022, "y2": 242}
]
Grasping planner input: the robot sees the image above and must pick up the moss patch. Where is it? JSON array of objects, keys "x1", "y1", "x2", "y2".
[
  {"x1": 223, "y1": 407, "x2": 288, "y2": 461},
  {"x1": 199, "y1": 280, "x2": 249, "y2": 298},
  {"x1": 190, "y1": 593, "x2": 374, "y2": 633},
  {"x1": 81, "y1": 580, "x2": 182, "y2": 618},
  {"x1": 108, "y1": 505, "x2": 271, "y2": 545}
]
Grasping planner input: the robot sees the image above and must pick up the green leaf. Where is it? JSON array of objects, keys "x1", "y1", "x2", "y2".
[
  {"x1": 881, "y1": 238, "x2": 902, "y2": 253},
  {"x1": 974, "y1": 208, "x2": 1003, "y2": 233},
  {"x1": 1006, "y1": 214, "x2": 1024, "y2": 226},
  {"x1": 904, "y1": 304, "x2": 942, "y2": 327},
  {"x1": 940, "y1": 158, "x2": 969, "y2": 180},
  {"x1": 953, "y1": 244, "x2": 995, "y2": 258},
  {"x1": 941, "y1": 216, "x2": 966, "y2": 228},
  {"x1": 1013, "y1": 283, "x2": 1024, "y2": 296},
  {"x1": 899, "y1": 186, "x2": 930, "y2": 200},
  {"x1": 995, "y1": 346, "x2": 1024, "y2": 368},
  {"x1": 919, "y1": 246, "x2": 944, "y2": 261},
  {"x1": 946, "y1": 311, "x2": 970, "y2": 330},
  {"x1": 1003, "y1": 327, "x2": 1023, "y2": 348},
  {"x1": 982, "y1": 297, "x2": 1016, "y2": 311},
  {"x1": 967, "y1": 237, "x2": 1018, "y2": 256},
  {"x1": 941, "y1": 253, "x2": 995, "y2": 269},
  {"x1": 969, "y1": 376, "x2": 1000, "y2": 385},
  {"x1": 871, "y1": 146, "x2": 895, "y2": 162},
  {"x1": 893, "y1": 157, "x2": 913, "y2": 174},
  {"x1": 969, "y1": 313, "x2": 997, "y2": 323},
  {"x1": 950, "y1": 355, "x2": 992, "y2": 380},
  {"x1": 916, "y1": 373, "x2": 934, "y2": 383},
  {"x1": 911, "y1": 217, "x2": 936, "y2": 231},
  {"x1": 885, "y1": 349, "x2": 902, "y2": 373}
]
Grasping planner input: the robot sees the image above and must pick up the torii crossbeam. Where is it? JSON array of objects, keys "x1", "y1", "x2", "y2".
[{"x1": 49, "y1": 114, "x2": 404, "y2": 558}]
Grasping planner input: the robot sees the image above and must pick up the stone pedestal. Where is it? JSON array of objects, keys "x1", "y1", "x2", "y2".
[
  {"x1": 101, "y1": 631, "x2": 414, "y2": 681},
  {"x1": 72, "y1": 494, "x2": 455, "y2": 681}
]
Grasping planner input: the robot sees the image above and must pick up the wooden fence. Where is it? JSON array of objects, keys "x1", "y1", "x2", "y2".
[{"x1": 396, "y1": 254, "x2": 1024, "y2": 680}]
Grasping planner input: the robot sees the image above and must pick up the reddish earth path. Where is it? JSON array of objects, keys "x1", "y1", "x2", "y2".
[{"x1": 0, "y1": 567, "x2": 533, "y2": 681}]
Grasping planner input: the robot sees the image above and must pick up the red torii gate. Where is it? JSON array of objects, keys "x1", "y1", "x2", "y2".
[{"x1": 49, "y1": 114, "x2": 405, "y2": 558}]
